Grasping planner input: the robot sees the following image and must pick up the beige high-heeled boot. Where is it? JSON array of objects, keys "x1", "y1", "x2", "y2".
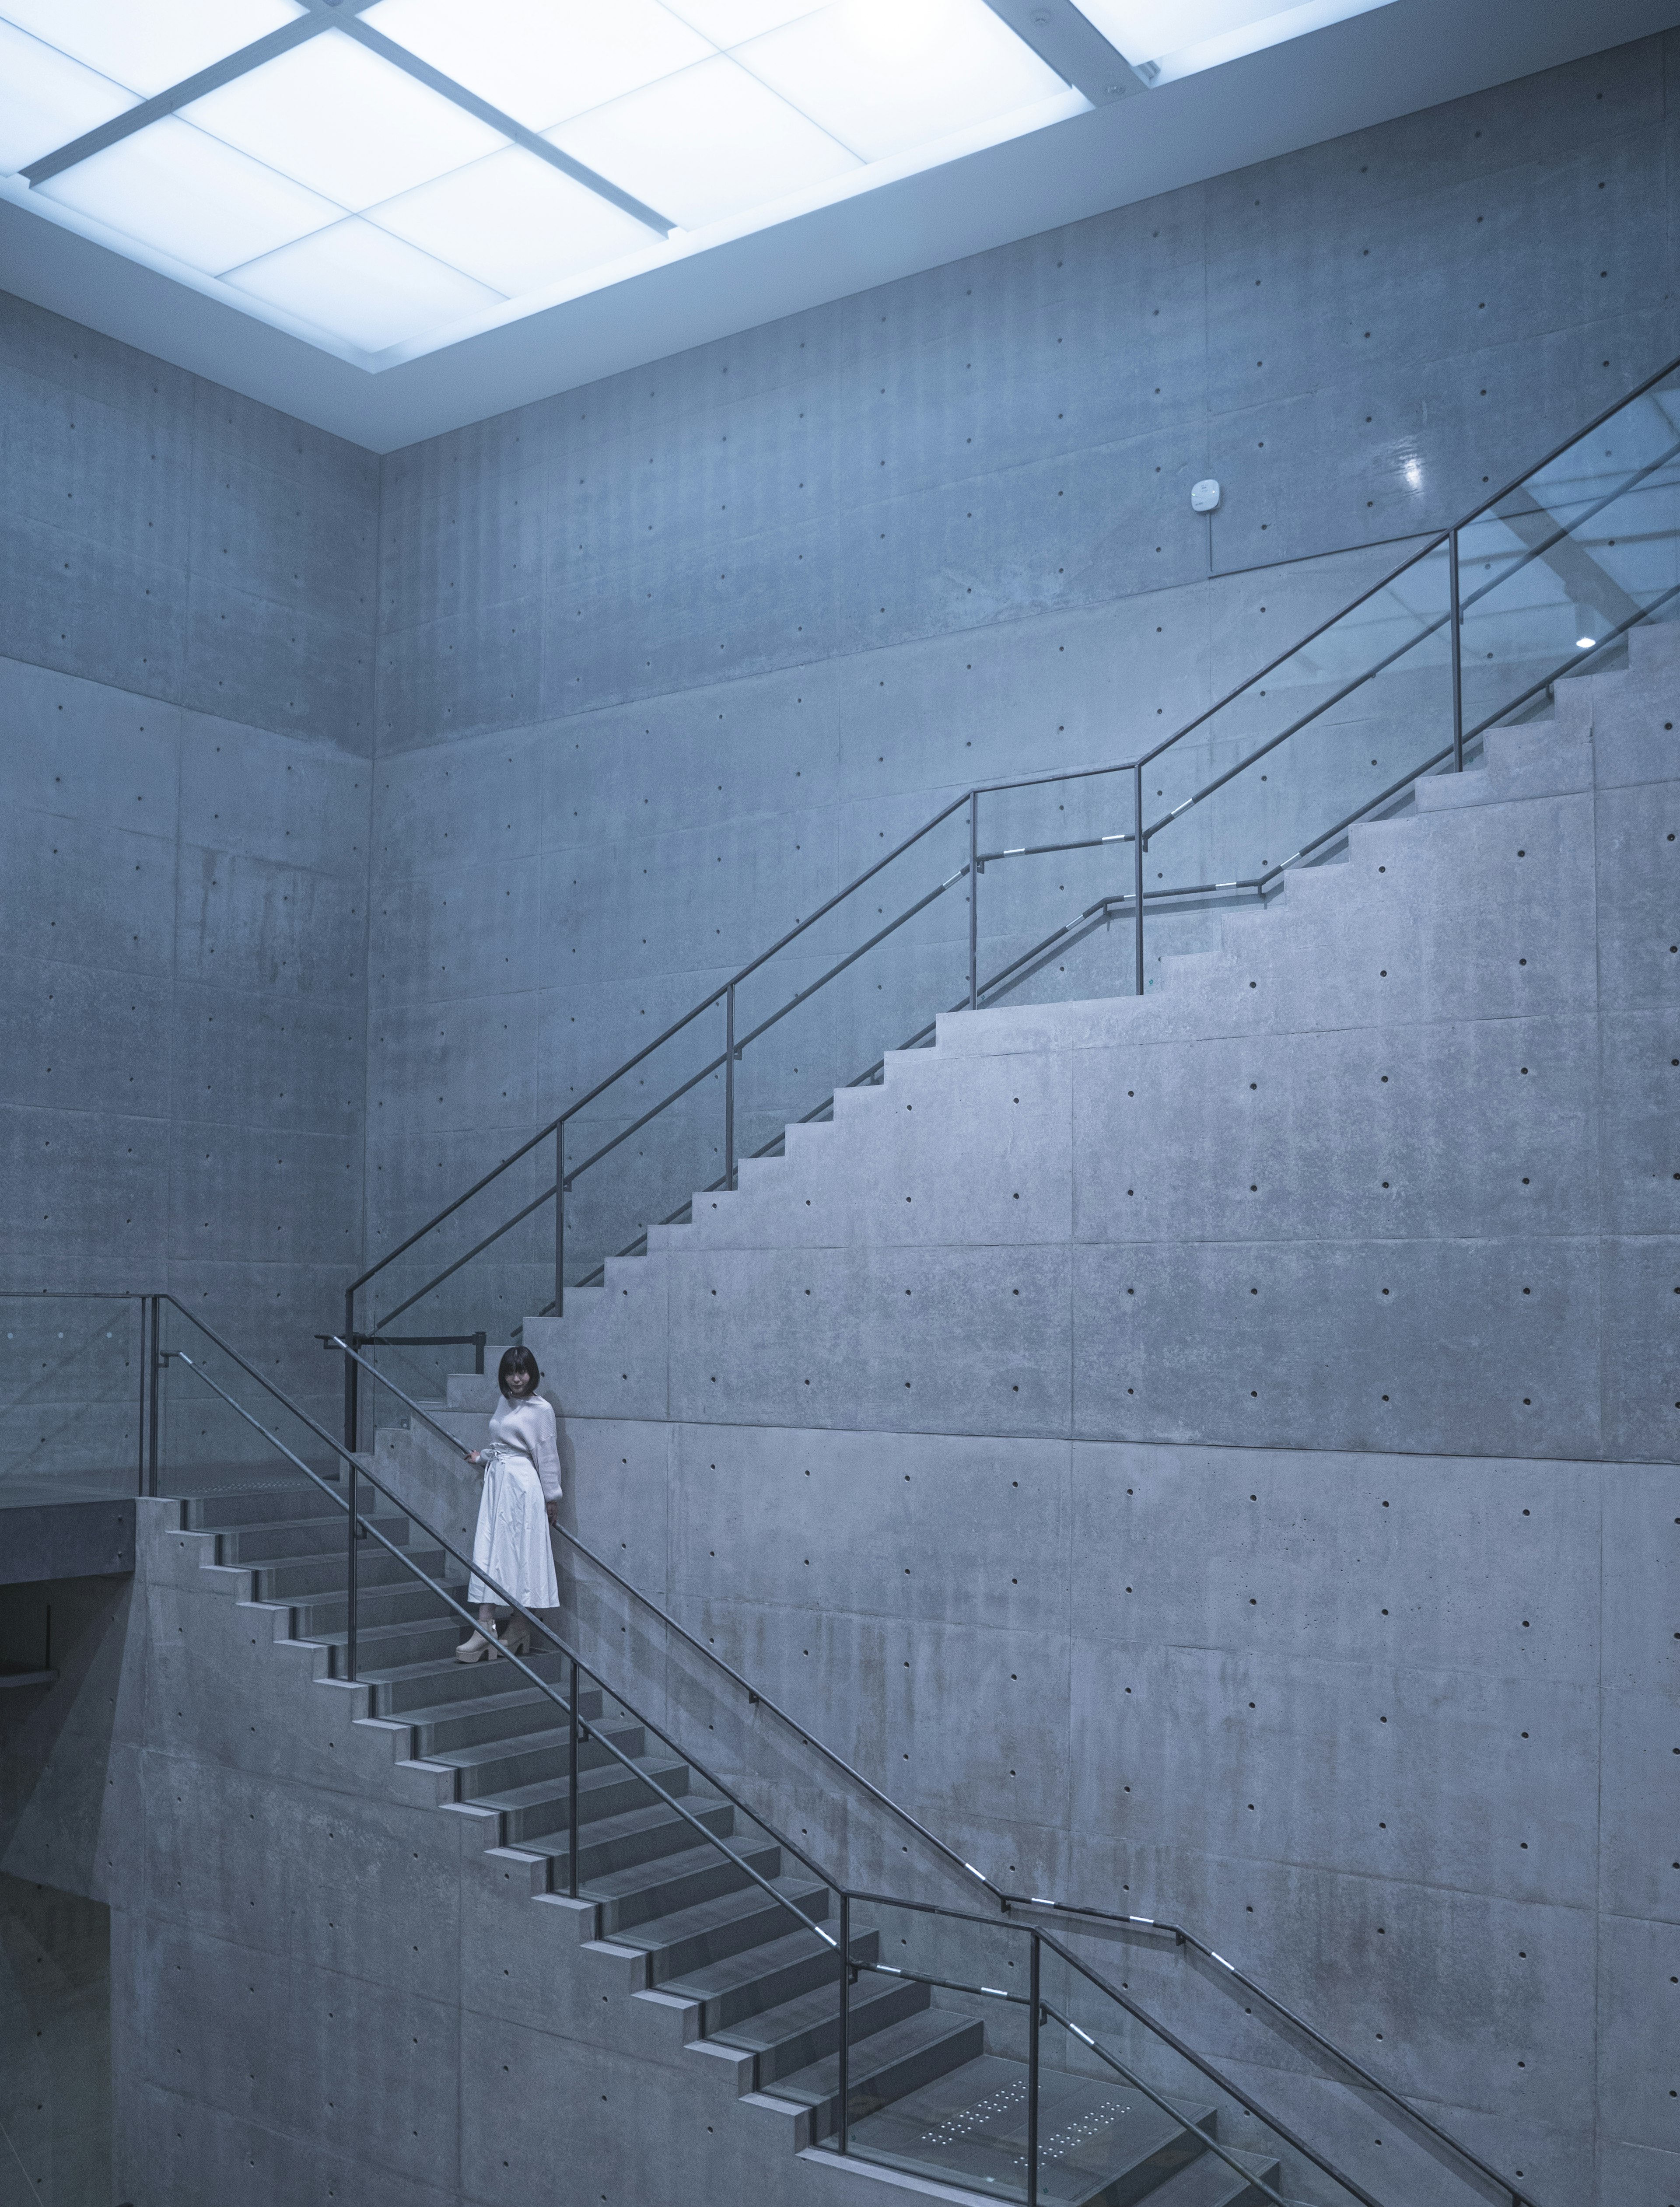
[
  {"x1": 454, "y1": 1628, "x2": 500, "y2": 1663},
  {"x1": 498, "y1": 1616, "x2": 531, "y2": 1657}
]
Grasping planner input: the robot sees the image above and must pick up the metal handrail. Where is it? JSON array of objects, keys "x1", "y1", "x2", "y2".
[
  {"x1": 163, "y1": 1336, "x2": 837, "y2": 1947},
  {"x1": 108, "y1": 1292, "x2": 1538, "y2": 2205},
  {"x1": 328, "y1": 1337, "x2": 1004, "y2": 1904},
  {"x1": 346, "y1": 1343, "x2": 1536, "y2": 2207},
  {"x1": 346, "y1": 347, "x2": 1680, "y2": 1340}
]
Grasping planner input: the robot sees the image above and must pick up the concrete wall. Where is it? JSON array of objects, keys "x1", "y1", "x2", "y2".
[
  {"x1": 0, "y1": 293, "x2": 380, "y2": 1458},
  {"x1": 0, "y1": 1871, "x2": 111, "y2": 2207},
  {"x1": 363, "y1": 33, "x2": 1680, "y2": 1338},
  {"x1": 416, "y1": 629, "x2": 1675, "y2": 2204}
]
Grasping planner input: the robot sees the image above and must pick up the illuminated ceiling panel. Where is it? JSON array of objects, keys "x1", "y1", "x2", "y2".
[
  {"x1": 0, "y1": 0, "x2": 1394, "y2": 371},
  {"x1": 1, "y1": 0, "x2": 306, "y2": 98},
  {"x1": 1066, "y1": 0, "x2": 1396, "y2": 83}
]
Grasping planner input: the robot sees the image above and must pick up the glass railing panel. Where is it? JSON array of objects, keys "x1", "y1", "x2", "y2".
[
  {"x1": 973, "y1": 768, "x2": 1140, "y2": 1013},
  {"x1": 0, "y1": 1293, "x2": 142, "y2": 1495},
  {"x1": 1460, "y1": 368, "x2": 1680, "y2": 738},
  {"x1": 730, "y1": 803, "x2": 972, "y2": 1174},
  {"x1": 157, "y1": 1301, "x2": 340, "y2": 1498},
  {"x1": 543, "y1": 1518, "x2": 984, "y2": 1910},
  {"x1": 561, "y1": 990, "x2": 730, "y2": 1290},
  {"x1": 1035, "y1": 1940, "x2": 1376, "y2": 2207},
  {"x1": 825, "y1": 1899, "x2": 1032, "y2": 2183},
  {"x1": 356, "y1": 1131, "x2": 555, "y2": 1406},
  {"x1": 1138, "y1": 537, "x2": 1456, "y2": 990}
]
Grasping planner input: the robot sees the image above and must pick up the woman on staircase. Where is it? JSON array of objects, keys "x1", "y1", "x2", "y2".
[{"x1": 455, "y1": 1345, "x2": 560, "y2": 1661}]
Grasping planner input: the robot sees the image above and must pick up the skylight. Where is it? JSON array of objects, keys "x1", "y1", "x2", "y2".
[
  {"x1": 0, "y1": 0, "x2": 1394, "y2": 371},
  {"x1": 1066, "y1": 0, "x2": 1395, "y2": 85}
]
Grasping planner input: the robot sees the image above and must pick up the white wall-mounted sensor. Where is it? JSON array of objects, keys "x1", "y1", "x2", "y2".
[{"x1": 1191, "y1": 479, "x2": 1221, "y2": 514}]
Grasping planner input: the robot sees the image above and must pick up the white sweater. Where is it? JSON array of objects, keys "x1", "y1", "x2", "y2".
[{"x1": 486, "y1": 1395, "x2": 561, "y2": 1501}]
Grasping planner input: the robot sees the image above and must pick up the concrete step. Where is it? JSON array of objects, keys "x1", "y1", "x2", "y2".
[
  {"x1": 584, "y1": 1836, "x2": 786, "y2": 1939},
  {"x1": 518, "y1": 1797, "x2": 738, "y2": 1882},
  {"x1": 288, "y1": 1575, "x2": 466, "y2": 1643},
  {"x1": 465, "y1": 1747, "x2": 695, "y2": 1839},
  {"x1": 439, "y1": 1717, "x2": 648, "y2": 1799},
  {"x1": 183, "y1": 1485, "x2": 344, "y2": 1530},
  {"x1": 762, "y1": 2006, "x2": 984, "y2": 2141},
  {"x1": 665, "y1": 1926, "x2": 877, "y2": 2038},
  {"x1": 1142, "y1": 2147, "x2": 1283, "y2": 2207},
  {"x1": 619, "y1": 1875, "x2": 833, "y2": 1985},
  {"x1": 253, "y1": 1541, "x2": 448, "y2": 1602},
  {"x1": 713, "y1": 1967, "x2": 930, "y2": 2090},
  {"x1": 839, "y1": 2050, "x2": 1224, "y2": 2206},
  {"x1": 362, "y1": 1649, "x2": 585, "y2": 1719},
  {"x1": 397, "y1": 1682, "x2": 592, "y2": 1760},
  {"x1": 215, "y1": 1512, "x2": 411, "y2": 1566}
]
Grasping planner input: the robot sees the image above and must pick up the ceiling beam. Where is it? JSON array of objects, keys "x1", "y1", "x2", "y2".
[
  {"x1": 341, "y1": 20, "x2": 674, "y2": 235},
  {"x1": 981, "y1": 0, "x2": 1150, "y2": 102},
  {"x1": 21, "y1": 11, "x2": 332, "y2": 186}
]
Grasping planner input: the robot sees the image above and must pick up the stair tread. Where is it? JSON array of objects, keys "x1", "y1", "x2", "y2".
[
  {"x1": 840, "y1": 2051, "x2": 1219, "y2": 2202},
  {"x1": 1139, "y1": 2147, "x2": 1281, "y2": 2205},
  {"x1": 711, "y1": 1969, "x2": 917, "y2": 2056},
  {"x1": 662, "y1": 1925, "x2": 838, "y2": 2003},
  {"x1": 759, "y1": 2006, "x2": 975, "y2": 2110},
  {"x1": 577, "y1": 1836, "x2": 774, "y2": 1905},
  {"x1": 608, "y1": 1871, "x2": 828, "y2": 1956},
  {"x1": 518, "y1": 1798, "x2": 733, "y2": 1862},
  {"x1": 462, "y1": 1749, "x2": 690, "y2": 1807}
]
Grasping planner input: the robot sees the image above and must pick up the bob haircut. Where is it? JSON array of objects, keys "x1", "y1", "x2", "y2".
[{"x1": 497, "y1": 1345, "x2": 541, "y2": 1398}]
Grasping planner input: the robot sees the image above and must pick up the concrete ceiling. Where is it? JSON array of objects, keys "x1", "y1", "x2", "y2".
[{"x1": 0, "y1": 0, "x2": 1672, "y2": 453}]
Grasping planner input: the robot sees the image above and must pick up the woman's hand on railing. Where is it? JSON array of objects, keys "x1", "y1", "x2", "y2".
[{"x1": 466, "y1": 1448, "x2": 483, "y2": 1466}]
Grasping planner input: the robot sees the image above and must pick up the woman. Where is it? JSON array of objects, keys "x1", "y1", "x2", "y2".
[{"x1": 455, "y1": 1345, "x2": 560, "y2": 1661}]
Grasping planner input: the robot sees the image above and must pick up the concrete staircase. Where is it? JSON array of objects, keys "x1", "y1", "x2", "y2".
[{"x1": 182, "y1": 1480, "x2": 1284, "y2": 2204}]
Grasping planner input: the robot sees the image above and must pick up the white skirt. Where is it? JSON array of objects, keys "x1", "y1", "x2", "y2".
[{"x1": 467, "y1": 1446, "x2": 559, "y2": 1609}]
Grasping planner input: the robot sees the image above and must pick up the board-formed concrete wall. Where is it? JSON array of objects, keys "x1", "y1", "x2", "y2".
[
  {"x1": 364, "y1": 33, "x2": 1680, "y2": 1338},
  {"x1": 0, "y1": 294, "x2": 380, "y2": 1451}
]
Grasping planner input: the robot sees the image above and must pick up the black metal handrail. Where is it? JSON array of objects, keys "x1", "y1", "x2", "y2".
[
  {"x1": 157, "y1": 1326, "x2": 836, "y2": 1946},
  {"x1": 343, "y1": 1346, "x2": 1537, "y2": 2207},
  {"x1": 343, "y1": 344, "x2": 1680, "y2": 1379},
  {"x1": 54, "y1": 1289, "x2": 1540, "y2": 2205},
  {"x1": 160, "y1": 1317, "x2": 1453, "y2": 2205}
]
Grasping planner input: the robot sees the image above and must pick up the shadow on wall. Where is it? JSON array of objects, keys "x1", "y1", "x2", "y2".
[{"x1": 0, "y1": 1870, "x2": 112, "y2": 2207}]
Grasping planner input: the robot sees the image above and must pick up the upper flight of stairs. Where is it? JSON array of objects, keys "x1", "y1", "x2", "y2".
[{"x1": 184, "y1": 1482, "x2": 1282, "y2": 2205}]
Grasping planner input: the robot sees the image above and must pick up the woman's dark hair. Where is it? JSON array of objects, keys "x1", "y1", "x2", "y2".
[{"x1": 497, "y1": 1346, "x2": 540, "y2": 1397}]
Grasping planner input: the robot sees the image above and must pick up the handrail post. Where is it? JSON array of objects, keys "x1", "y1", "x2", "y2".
[
  {"x1": 345, "y1": 1447, "x2": 359, "y2": 1685},
  {"x1": 1449, "y1": 525, "x2": 1464, "y2": 773},
  {"x1": 473, "y1": 1331, "x2": 486, "y2": 1376},
  {"x1": 724, "y1": 984, "x2": 736, "y2": 1193},
  {"x1": 568, "y1": 1657, "x2": 581, "y2": 1899},
  {"x1": 554, "y1": 1124, "x2": 565, "y2": 1321},
  {"x1": 343, "y1": 1287, "x2": 357, "y2": 1456},
  {"x1": 147, "y1": 1294, "x2": 161, "y2": 1496},
  {"x1": 1132, "y1": 764, "x2": 1145, "y2": 995},
  {"x1": 836, "y1": 1891, "x2": 851, "y2": 2153},
  {"x1": 134, "y1": 1297, "x2": 147, "y2": 1499},
  {"x1": 1028, "y1": 1931, "x2": 1041, "y2": 2207},
  {"x1": 968, "y1": 790, "x2": 978, "y2": 1010}
]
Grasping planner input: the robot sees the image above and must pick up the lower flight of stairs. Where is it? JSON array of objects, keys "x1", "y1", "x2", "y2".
[{"x1": 184, "y1": 1482, "x2": 1280, "y2": 2205}]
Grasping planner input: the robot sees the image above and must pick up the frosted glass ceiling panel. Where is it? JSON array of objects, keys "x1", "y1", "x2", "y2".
[
  {"x1": 738, "y1": 0, "x2": 1064, "y2": 164},
  {"x1": 361, "y1": 0, "x2": 713, "y2": 133},
  {"x1": 181, "y1": 30, "x2": 507, "y2": 211},
  {"x1": 227, "y1": 217, "x2": 503, "y2": 352},
  {"x1": 550, "y1": 53, "x2": 858, "y2": 231},
  {"x1": 0, "y1": 20, "x2": 137, "y2": 175},
  {"x1": 0, "y1": 0, "x2": 306, "y2": 99},
  {"x1": 37, "y1": 115, "x2": 341, "y2": 273},
  {"x1": 666, "y1": 0, "x2": 826, "y2": 38},
  {"x1": 1070, "y1": 0, "x2": 1394, "y2": 77},
  {"x1": 368, "y1": 147, "x2": 657, "y2": 294}
]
